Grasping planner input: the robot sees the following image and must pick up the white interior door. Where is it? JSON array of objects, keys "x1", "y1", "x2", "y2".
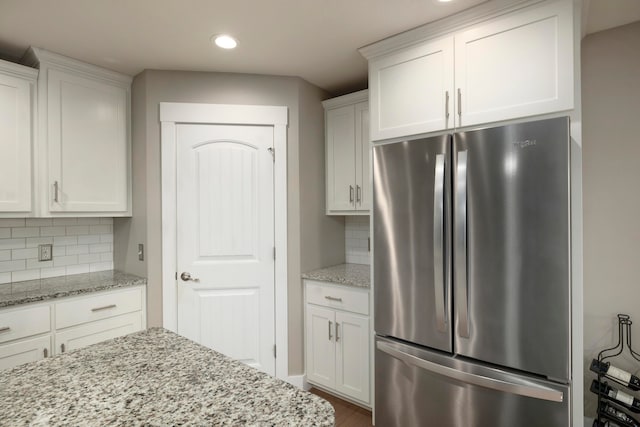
[{"x1": 176, "y1": 123, "x2": 275, "y2": 376}]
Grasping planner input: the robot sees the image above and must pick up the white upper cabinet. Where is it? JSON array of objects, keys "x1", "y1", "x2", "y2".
[
  {"x1": 454, "y1": 0, "x2": 573, "y2": 128},
  {"x1": 362, "y1": 0, "x2": 575, "y2": 141},
  {"x1": 23, "y1": 47, "x2": 132, "y2": 216},
  {"x1": 324, "y1": 90, "x2": 370, "y2": 215},
  {"x1": 0, "y1": 60, "x2": 37, "y2": 217},
  {"x1": 369, "y1": 36, "x2": 454, "y2": 141}
]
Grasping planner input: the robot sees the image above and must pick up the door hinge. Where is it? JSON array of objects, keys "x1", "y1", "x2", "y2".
[
  {"x1": 268, "y1": 147, "x2": 275, "y2": 161},
  {"x1": 175, "y1": 272, "x2": 177, "y2": 280},
  {"x1": 273, "y1": 344, "x2": 277, "y2": 358},
  {"x1": 273, "y1": 247, "x2": 276, "y2": 260}
]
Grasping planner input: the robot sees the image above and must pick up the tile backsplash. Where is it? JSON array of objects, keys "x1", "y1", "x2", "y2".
[
  {"x1": 0, "y1": 218, "x2": 113, "y2": 284},
  {"x1": 345, "y1": 216, "x2": 370, "y2": 265}
]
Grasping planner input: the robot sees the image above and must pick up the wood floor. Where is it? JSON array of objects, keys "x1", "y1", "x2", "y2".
[{"x1": 310, "y1": 388, "x2": 373, "y2": 427}]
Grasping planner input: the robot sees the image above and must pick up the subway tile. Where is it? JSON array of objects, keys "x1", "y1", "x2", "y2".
[
  {"x1": 66, "y1": 225, "x2": 89, "y2": 236},
  {"x1": 99, "y1": 234, "x2": 113, "y2": 243},
  {"x1": 41, "y1": 226, "x2": 66, "y2": 237},
  {"x1": 11, "y1": 248, "x2": 38, "y2": 260},
  {"x1": 53, "y1": 236, "x2": 78, "y2": 246},
  {"x1": 40, "y1": 267, "x2": 66, "y2": 279},
  {"x1": 89, "y1": 225, "x2": 111, "y2": 234},
  {"x1": 90, "y1": 261, "x2": 113, "y2": 272},
  {"x1": 25, "y1": 218, "x2": 53, "y2": 227},
  {"x1": 0, "y1": 228, "x2": 9, "y2": 238},
  {"x1": 99, "y1": 218, "x2": 113, "y2": 225},
  {"x1": 100, "y1": 252, "x2": 113, "y2": 262},
  {"x1": 53, "y1": 246, "x2": 66, "y2": 257},
  {"x1": 0, "y1": 239, "x2": 25, "y2": 250},
  {"x1": 76, "y1": 218, "x2": 102, "y2": 226},
  {"x1": 66, "y1": 264, "x2": 90, "y2": 275},
  {"x1": 12, "y1": 269, "x2": 40, "y2": 282},
  {"x1": 90, "y1": 243, "x2": 111, "y2": 254},
  {"x1": 52, "y1": 218, "x2": 78, "y2": 226},
  {"x1": 0, "y1": 260, "x2": 25, "y2": 273},
  {"x1": 0, "y1": 273, "x2": 10, "y2": 284},
  {"x1": 0, "y1": 250, "x2": 10, "y2": 261},
  {"x1": 66, "y1": 245, "x2": 89, "y2": 255},
  {"x1": 27, "y1": 258, "x2": 53, "y2": 269},
  {"x1": 53, "y1": 255, "x2": 78, "y2": 267},
  {"x1": 0, "y1": 219, "x2": 26, "y2": 228},
  {"x1": 79, "y1": 253, "x2": 101, "y2": 264},
  {"x1": 26, "y1": 237, "x2": 54, "y2": 248},
  {"x1": 78, "y1": 235, "x2": 100, "y2": 245}
]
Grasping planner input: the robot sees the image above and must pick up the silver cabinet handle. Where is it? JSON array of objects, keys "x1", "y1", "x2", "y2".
[
  {"x1": 377, "y1": 341, "x2": 563, "y2": 403},
  {"x1": 455, "y1": 150, "x2": 470, "y2": 338},
  {"x1": 53, "y1": 181, "x2": 59, "y2": 203},
  {"x1": 445, "y1": 91, "x2": 450, "y2": 122},
  {"x1": 336, "y1": 322, "x2": 340, "y2": 342},
  {"x1": 457, "y1": 88, "x2": 462, "y2": 123},
  {"x1": 433, "y1": 153, "x2": 447, "y2": 333},
  {"x1": 180, "y1": 272, "x2": 199, "y2": 282},
  {"x1": 349, "y1": 185, "x2": 354, "y2": 203},
  {"x1": 324, "y1": 296, "x2": 342, "y2": 302},
  {"x1": 61, "y1": 343, "x2": 66, "y2": 353},
  {"x1": 43, "y1": 348, "x2": 48, "y2": 358},
  {"x1": 91, "y1": 304, "x2": 116, "y2": 312},
  {"x1": 328, "y1": 321, "x2": 333, "y2": 341},
  {"x1": 0, "y1": 326, "x2": 10, "y2": 334},
  {"x1": 356, "y1": 185, "x2": 361, "y2": 204}
]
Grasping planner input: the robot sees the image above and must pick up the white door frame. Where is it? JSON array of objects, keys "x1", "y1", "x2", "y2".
[{"x1": 159, "y1": 102, "x2": 288, "y2": 381}]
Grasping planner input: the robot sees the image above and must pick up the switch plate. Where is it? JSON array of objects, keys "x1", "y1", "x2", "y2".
[
  {"x1": 138, "y1": 244, "x2": 144, "y2": 261},
  {"x1": 38, "y1": 244, "x2": 53, "y2": 261}
]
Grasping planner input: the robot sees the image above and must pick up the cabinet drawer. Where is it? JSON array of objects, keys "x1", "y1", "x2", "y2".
[
  {"x1": 306, "y1": 282, "x2": 369, "y2": 315},
  {"x1": 55, "y1": 287, "x2": 143, "y2": 329},
  {"x1": 0, "y1": 305, "x2": 51, "y2": 344}
]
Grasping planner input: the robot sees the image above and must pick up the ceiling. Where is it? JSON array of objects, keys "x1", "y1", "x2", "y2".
[{"x1": 0, "y1": 0, "x2": 638, "y2": 96}]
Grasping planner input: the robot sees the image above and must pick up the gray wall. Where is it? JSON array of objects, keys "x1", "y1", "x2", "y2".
[
  {"x1": 582, "y1": 21, "x2": 640, "y2": 416},
  {"x1": 114, "y1": 70, "x2": 345, "y2": 376}
]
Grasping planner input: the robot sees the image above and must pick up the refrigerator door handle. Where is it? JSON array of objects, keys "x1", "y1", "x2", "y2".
[
  {"x1": 455, "y1": 150, "x2": 470, "y2": 338},
  {"x1": 377, "y1": 341, "x2": 564, "y2": 403},
  {"x1": 433, "y1": 153, "x2": 447, "y2": 333}
]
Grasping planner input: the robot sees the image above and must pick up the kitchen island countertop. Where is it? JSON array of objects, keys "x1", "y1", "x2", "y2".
[
  {"x1": 0, "y1": 270, "x2": 146, "y2": 308},
  {"x1": 0, "y1": 327, "x2": 334, "y2": 426},
  {"x1": 302, "y1": 263, "x2": 370, "y2": 288}
]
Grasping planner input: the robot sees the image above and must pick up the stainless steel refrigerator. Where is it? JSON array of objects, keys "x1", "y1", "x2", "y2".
[{"x1": 373, "y1": 117, "x2": 573, "y2": 426}]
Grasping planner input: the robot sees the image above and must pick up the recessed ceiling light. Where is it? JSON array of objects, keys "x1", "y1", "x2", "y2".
[{"x1": 212, "y1": 34, "x2": 238, "y2": 49}]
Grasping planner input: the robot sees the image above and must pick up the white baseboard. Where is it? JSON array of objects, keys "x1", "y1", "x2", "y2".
[{"x1": 286, "y1": 375, "x2": 310, "y2": 391}]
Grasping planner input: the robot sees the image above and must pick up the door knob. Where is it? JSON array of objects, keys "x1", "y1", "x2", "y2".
[{"x1": 180, "y1": 272, "x2": 199, "y2": 282}]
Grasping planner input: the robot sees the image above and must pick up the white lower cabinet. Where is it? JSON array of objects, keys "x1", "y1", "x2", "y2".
[
  {"x1": 0, "y1": 285, "x2": 145, "y2": 371},
  {"x1": 305, "y1": 281, "x2": 370, "y2": 406}
]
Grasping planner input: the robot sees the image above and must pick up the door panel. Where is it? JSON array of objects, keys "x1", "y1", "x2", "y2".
[
  {"x1": 335, "y1": 311, "x2": 370, "y2": 403},
  {"x1": 453, "y1": 117, "x2": 570, "y2": 380},
  {"x1": 176, "y1": 124, "x2": 275, "y2": 376},
  {"x1": 373, "y1": 135, "x2": 452, "y2": 352},
  {"x1": 306, "y1": 305, "x2": 335, "y2": 388},
  {"x1": 0, "y1": 335, "x2": 50, "y2": 371},
  {"x1": 326, "y1": 105, "x2": 356, "y2": 212},
  {"x1": 375, "y1": 337, "x2": 570, "y2": 427},
  {"x1": 356, "y1": 103, "x2": 371, "y2": 212}
]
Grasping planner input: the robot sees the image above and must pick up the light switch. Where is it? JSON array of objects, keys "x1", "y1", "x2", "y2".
[{"x1": 138, "y1": 244, "x2": 144, "y2": 261}]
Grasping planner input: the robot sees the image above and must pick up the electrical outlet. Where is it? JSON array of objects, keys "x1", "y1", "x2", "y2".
[{"x1": 38, "y1": 244, "x2": 53, "y2": 261}]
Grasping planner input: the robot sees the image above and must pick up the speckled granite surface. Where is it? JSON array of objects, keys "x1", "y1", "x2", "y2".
[
  {"x1": 302, "y1": 263, "x2": 370, "y2": 288},
  {"x1": 0, "y1": 328, "x2": 334, "y2": 426},
  {"x1": 0, "y1": 270, "x2": 146, "y2": 308}
]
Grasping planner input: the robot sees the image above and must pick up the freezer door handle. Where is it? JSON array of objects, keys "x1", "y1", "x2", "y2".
[
  {"x1": 377, "y1": 341, "x2": 564, "y2": 403},
  {"x1": 455, "y1": 150, "x2": 470, "y2": 338},
  {"x1": 433, "y1": 153, "x2": 447, "y2": 333}
]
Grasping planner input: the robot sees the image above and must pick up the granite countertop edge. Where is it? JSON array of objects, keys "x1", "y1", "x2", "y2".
[
  {"x1": 302, "y1": 263, "x2": 370, "y2": 289},
  {"x1": 0, "y1": 270, "x2": 147, "y2": 309}
]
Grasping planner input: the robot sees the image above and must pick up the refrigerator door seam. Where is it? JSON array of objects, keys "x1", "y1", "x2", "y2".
[{"x1": 455, "y1": 149, "x2": 470, "y2": 338}]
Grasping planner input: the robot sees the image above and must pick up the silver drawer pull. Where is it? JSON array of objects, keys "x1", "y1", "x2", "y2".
[
  {"x1": 91, "y1": 304, "x2": 116, "y2": 312},
  {"x1": 0, "y1": 327, "x2": 10, "y2": 333},
  {"x1": 324, "y1": 296, "x2": 343, "y2": 302}
]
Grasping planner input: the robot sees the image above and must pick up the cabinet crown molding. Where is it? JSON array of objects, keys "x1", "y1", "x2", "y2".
[
  {"x1": 322, "y1": 89, "x2": 368, "y2": 110},
  {"x1": 0, "y1": 58, "x2": 38, "y2": 80},
  {"x1": 359, "y1": 0, "x2": 548, "y2": 60},
  {"x1": 21, "y1": 46, "x2": 132, "y2": 87}
]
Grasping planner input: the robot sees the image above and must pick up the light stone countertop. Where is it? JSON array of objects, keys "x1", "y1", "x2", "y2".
[
  {"x1": 302, "y1": 263, "x2": 370, "y2": 289},
  {"x1": 0, "y1": 270, "x2": 146, "y2": 308},
  {"x1": 0, "y1": 328, "x2": 335, "y2": 426}
]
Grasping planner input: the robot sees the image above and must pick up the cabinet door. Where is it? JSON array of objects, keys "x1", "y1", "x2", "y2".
[
  {"x1": 335, "y1": 311, "x2": 370, "y2": 403},
  {"x1": 55, "y1": 311, "x2": 142, "y2": 354},
  {"x1": 0, "y1": 335, "x2": 51, "y2": 371},
  {"x1": 47, "y1": 68, "x2": 130, "y2": 214},
  {"x1": 454, "y1": 0, "x2": 573, "y2": 128},
  {"x1": 355, "y1": 102, "x2": 371, "y2": 212},
  {"x1": 369, "y1": 36, "x2": 454, "y2": 141},
  {"x1": 0, "y1": 73, "x2": 32, "y2": 214},
  {"x1": 326, "y1": 105, "x2": 356, "y2": 213},
  {"x1": 306, "y1": 305, "x2": 335, "y2": 389}
]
